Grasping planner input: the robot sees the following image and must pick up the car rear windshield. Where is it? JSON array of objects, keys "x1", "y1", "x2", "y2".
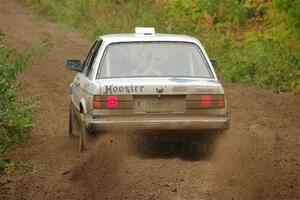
[{"x1": 97, "y1": 42, "x2": 213, "y2": 79}]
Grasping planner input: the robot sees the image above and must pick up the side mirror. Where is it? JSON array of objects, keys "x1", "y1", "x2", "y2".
[
  {"x1": 66, "y1": 60, "x2": 82, "y2": 72},
  {"x1": 210, "y1": 59, "x2": 218, "y2": 69}
]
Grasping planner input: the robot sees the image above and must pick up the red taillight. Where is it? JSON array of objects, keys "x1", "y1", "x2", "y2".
[
  {"x1": 107, "y1": 96, "x2": 118, "y2": 108},
  {"x1": 187, "y1": 94, "x2": 225, "y2": 109},
  {"x1": 201, "y1": 95, "x2": 212, "y2": 106},
  {"x1": 93, "y1": 95, "x2": 132, "y2": 109},
  {"x1": 93, "y1": 95, "x2": 101, "y2": 109}
]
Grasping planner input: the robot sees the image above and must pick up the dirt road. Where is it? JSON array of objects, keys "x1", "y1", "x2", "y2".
[{"x1": 0, "y1": 0, "x2": 300, "y2": 199}]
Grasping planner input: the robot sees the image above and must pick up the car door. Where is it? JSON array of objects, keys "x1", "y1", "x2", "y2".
[{"x1": 75, "y1": 39, "x2": 102, "y2": 113}]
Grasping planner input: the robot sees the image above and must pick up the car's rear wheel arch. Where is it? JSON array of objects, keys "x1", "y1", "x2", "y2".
[
  {"x1": 80, "y1": 103, "x2": 84, "y2": 114},
  {"x1": 79, "y1": 98, "x2": 87, "y2": 114}
]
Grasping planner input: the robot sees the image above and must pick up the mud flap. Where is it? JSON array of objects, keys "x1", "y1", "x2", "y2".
[
  {"x1": 78, "y1": 113, "x2": 93, "y2": 152},
  {"x1": 69, "y1": 103, "x2": 80, "y2": 137}
]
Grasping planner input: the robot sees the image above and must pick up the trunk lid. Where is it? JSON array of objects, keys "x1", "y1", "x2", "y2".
[
  {"x1": 94, "y1": 77, "x2": 223, "y2": 114},
  {"x1": 96, "y1": 77, "x2": 221, "y2": 95}
]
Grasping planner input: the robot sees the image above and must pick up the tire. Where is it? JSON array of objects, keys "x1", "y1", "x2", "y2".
[
  {"x1": 78, "y1": 113, "x2": 92, "y2": 152},
  {"x1": 79, "y1": 114, "x2": 86, "y2": 152},
  {"x1": 69, "y1": 103, "x2": 80, "y2": 137},
  {"x1": 69, "y1": 103, "x2": 89, "y2": 152},
  {"x1": 79, "y1": 127, "x2": 85, "y2": 152}
]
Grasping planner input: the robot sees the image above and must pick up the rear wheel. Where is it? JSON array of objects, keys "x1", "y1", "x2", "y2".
[
  {"x1": 78, "y1": 113, "x2": 94, "y2": 152},
  {"x1": 69, "y1": 103, "x2": 80, "y2": 137},
  {"x1": 69, "y1": 103, "x2": 90, "y2": 152},
  {"x1": 78, "y1": 114, "x2": 88, "y2": 152}
]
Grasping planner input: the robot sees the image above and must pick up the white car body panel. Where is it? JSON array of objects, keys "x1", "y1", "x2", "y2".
[{"x1": 68, "y1": 30, "x2": 229, "y2": 131}]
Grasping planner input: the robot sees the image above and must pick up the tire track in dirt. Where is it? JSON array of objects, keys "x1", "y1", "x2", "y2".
[{"x1": 0, "y1": 0, "x2": 299, "y2": 199}]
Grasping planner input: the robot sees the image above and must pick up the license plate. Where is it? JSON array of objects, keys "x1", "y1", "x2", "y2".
[{"x1": 134, "y1": 96, "x2": 186, "y2": 113}]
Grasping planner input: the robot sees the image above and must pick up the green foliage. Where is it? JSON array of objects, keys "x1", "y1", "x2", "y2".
[
  {"x1": 0, "y1": 31, "x2": 52, "y2": 171},
  {"x1": 217, "y1": 30, "x2": 300, "y2": 93},
  {"x1": 0, "y1": 159, "x2": 16, "y2": 175},
  {"x1": 21, "y1": 0, "x2": 165, "y2": 38},
  {"x1": 276, "y1": 0, "x2": 300, "y2": 35},
  {"x1": 21, "y1": 0, "x2": 300, "y2": 94},
  {"x1": 19, "y1": 160, "x2": 43, "y2": 175}
]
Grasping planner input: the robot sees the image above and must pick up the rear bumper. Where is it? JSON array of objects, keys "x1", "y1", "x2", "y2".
[{"x1": 87, "y1": 115, "x2": 229, "y2": 132}]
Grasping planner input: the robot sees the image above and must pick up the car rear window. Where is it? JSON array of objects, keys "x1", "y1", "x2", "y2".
[{"x1": 97, "y1": 42, "x2": 213, "y2": 79}]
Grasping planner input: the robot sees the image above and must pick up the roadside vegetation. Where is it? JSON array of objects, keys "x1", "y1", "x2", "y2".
[
  {"x1": 21, "y1": 0, "x2": 300, "y2": 94},
  {"x1": 0, "y1": 30, "x2": 52, "y2": 173}
]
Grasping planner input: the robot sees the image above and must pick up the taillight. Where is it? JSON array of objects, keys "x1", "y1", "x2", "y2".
[
  {"x1": 107, "y1": 96, "x2": 118, "y2": 108},
  {"x1": 186, "y1": 94, "x2": 225, "y2": 109},
  {"x1": 93, "y1": 95, "x2": 130, "y2": 109},
  {"x1": 93, "y1": 95, "x2": 101, "y2": 109},
  {"x1": 201, "y1": 95, "x2": 212, "y2": 106}
]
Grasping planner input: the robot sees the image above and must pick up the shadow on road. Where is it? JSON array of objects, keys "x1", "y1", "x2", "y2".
[{"x1": 130, "y1": 130, "x2": 221, "y2": 161}]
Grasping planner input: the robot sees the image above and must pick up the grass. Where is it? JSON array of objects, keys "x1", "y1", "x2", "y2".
[
  {"x1": 0, "y1": 159, "x2": 43, "y2": 175},
  {"x1": 21, "y1": 0, "x2": 300, "y2": 94},
  {"x1": 0, "y1": 30, "x2": 53, "y2": 173},
  {"x1": 19, "y1": 160, "x2": 44, "y2": 175}
]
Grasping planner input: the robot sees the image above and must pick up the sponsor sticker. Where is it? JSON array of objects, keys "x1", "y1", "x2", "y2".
[
  {"x1": 196, "y1": 86, "x2": 214, "y2": 92},
  {"x1": 103, "y1": 85, "x2": 145, "y2": 94},
  {"x1": 172, "y1": 85, "x2": 188, "y2": 92}
]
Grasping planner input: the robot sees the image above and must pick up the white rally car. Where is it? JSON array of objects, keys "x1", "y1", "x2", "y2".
[{"x1": 67, "y1": 27, "x2": 229, "y2": 151}]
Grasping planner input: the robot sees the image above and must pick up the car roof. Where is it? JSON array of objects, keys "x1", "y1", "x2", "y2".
[{"x1": 98, "y1": 33, "x2": 201, "y2": 44}]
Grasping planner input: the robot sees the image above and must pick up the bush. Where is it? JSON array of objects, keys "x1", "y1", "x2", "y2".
[
  {"x1": 21, "y1": 0, "x2": 300, "y2": 94},
  {"x1": 0, "y1": 31, "x2": 52, "y2": 171}
]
